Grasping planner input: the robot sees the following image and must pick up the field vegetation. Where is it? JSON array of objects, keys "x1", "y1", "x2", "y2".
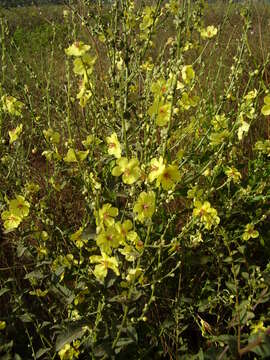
[{"x1": 0, "y1": 0, "x2": 270, "y2": 359}]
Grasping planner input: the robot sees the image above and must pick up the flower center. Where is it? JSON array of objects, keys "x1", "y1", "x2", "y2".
[
  {"x1": 199, "y1": 209, "x2": 206, "y2": 217},
  {"x1": 159, "y1": 107, "x2": 165, "y2": 115},
  {"x1": 163, "y1": 171, "x2": 170, "y2": 179},
  {"x1": 106, "y1": 235, "x2": 113, "y2": 241},
  {"x1": 137, "y1": 240, "x2": 143, "y2": 248}
]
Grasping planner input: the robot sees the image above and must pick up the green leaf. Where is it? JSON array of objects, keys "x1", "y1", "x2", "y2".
[
  {"x1": 92, "y1": 342, "x2": 112, "y2": 358},
  {"x1": 36, "y1": 348, "x2": 50, "y2": 359},
  {"x1": 55, "y1": 326, "x2": 86, "y2": 352},
  {"x1": 19, "y1": 313, "x2": 33, "y2": 323},
  {"x1": 115, "y1": 337, "x2": 134, "y2": 354},
  {"x1": 126, "y1": 326, "x2": 138, "y2": 343},
  {"x1": 16, "y1": 243, "x2": 28, "y2": 258},
  {"x1": 14, "y1": 355, "x2": 22, "y2": 360},
  {"x1": 0, "y1": 287, "x2": 9, "y2": 297},
  {"x1": 24, "y1": 270, "x2": 44, "y2": 280},
  {"x1": 250, "y1": 333, "x2": 270, "y2": 358},
  {"x1": 0, "y1": 341, "x2": 13, "y2": 357},
  {"x1": 226, "y1": 281, "x2": 236, "y2": 294},
  {"x1": 82, "y1": 225, "x2": 96, "y2": 241}
]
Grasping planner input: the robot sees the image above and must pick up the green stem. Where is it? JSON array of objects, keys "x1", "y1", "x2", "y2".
[{"x1": 112, "y1": 223, "x2": 152, "y2": 349}]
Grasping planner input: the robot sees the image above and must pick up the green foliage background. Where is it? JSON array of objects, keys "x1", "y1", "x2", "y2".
[{"x1": 0, "y1": 0, "x2": 64, "y2": 7}]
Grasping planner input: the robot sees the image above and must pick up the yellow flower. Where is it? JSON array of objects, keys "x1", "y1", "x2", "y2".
[
  {"x1": 58, "y1": 343, "x2": 79, "y2": 360},
  {"x1": 190, "y1": 231, "x2": 203, "y2": 247},
  {"x1": 187, "y1": 185, "x2": 204, "y2": 200},
  {"x1": 133, "y1": 191, "x2": 156, "y2": 223},
  {"x1": 254, "y1": 140, "x2": 270, "y2": 156},
  {"x1": 209, "y1": 130, "x2": 230, "y2": 146},
  {"x1": 148, "y1": 157, "x2": 165, "y2": 183},
  {"x1": 126, "y1": 231, "x2": 143, "y2": 251},
  {"x1": 126, "y1": 268, "x2": 143, "y2": 282},
  {"x1": 225, "y1": 166, "x2": 242, "y2": 184},
  {"x1": 182, "y1": 65, "x2": 195, "y2": 84},
  {"x1": 193, "y1": 201, "x2": 220, "y2": 230},
  {"x1": 157, "y1": 164, "x2": 180, "y2": 190},
  {"x1": 1, "y1": 211, "x2": 22, "y2": 231},
  {"x1": 63, "y1": 9, "x2": 69, "y2": 18},
  {"x1": 0, "y1": 321, "x2": 6, "y2": 330},
  {"x1": 25, "y1": 182, "x2": 40, "y2": 194},
  {"x1": 151, "y1": 78, "x2": 168, "y2": 96},
  {"x1": 97, "y1": 203, "x2": 118, "y2": 229},
  {"x1": 82, "y1": 134, "x2": 101, "y2": 148},
  {"x1": 29, "y1": 289, "x2": 48, "y2": 297},
  {"x1": 242, "y1": 223, "x2": 259, "y2": 241},
  {"x1": 9, "y1": 195, "x2": 30, "y2": 218},
  {"x1": 261, "y1": 95, "x2": 270, "y2": 116},
  {"x1": 140, "y1": 6, "x2": 155, "y2": 32},
  {"x1": 1, "y1": 95, "x2": 24, "y2": 116},
  {"x1": 112, "y1": 157, "x2": 141, "y2": 184},
  {"x1": 90, "y1": 252, "x2": 119, "y2": 283},
  {"x1": 73, "y1": 53, "x2": 96, "y2": 76},
  {"x1": 76, "y1": 79, "x2": 92, "y2": 107},
  {"x1": 65, "y1": 41, "x2": 90, "y2": 57},
  {"x1": 115, "y1": 219, "x2": 133, "y2": 243},
  {"x1": 52, "y1": 255, "x2": 74, "y2": 273},
  {"x1": 70, "y1": 228, "x2": 85, "y2": 249},
  {"x1": 165, "y1": 0, "x2": 180, "y2": 15},
  {"x1": 96, "y1": 227, "x2": 121, "y2": 254},
  {"x1": 9, "y1": 123, "x2": 23, "y2": 144},
  {"x1": 106, "y1": 132, "x2": 122, "y2": 159},
  {"x1": 37, "y1": 246, "x2": 48, "y2": 258},
  {"x1": 156, "y1": 102, "x2": 172, "y2": 126},
  {"x1": 250, "y1": 320, "x2": 266, "y2": 334},
  {"x1": 200, "y1": 25, "x2": 218, "y2": 39},
  {"x1": 43, "y1": 128, "x2": 60, "y2": 144},
  {"x1": 140, "y1": 59, "x2": 154, "y2": 72},
  {"x1": 63, "y1": 148, "x2": 89, "y2": 163},
  {"x1": 237, "y1": 119, "x2": 250, "y2": 140},
  {"x1": 179, "y1": 92, "x2": 199, "y2": 110},
  {"x1": 119, "y1": 245, "x2": 139, "y2": 262},
  {"x1": 42, "y1": 149, "x2": 61, "y2": 162},
  {"x1": 211, "y1": 113, "x2": 228, "y2": 131},
  {"x1": 148, "y1": 99, "x2": 171, "y2": 126},
  {"x1": 244, "y1": 89, "x2": 257, "y2": 102}
]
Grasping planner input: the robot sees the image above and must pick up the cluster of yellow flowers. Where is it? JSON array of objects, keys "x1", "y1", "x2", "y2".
[
  {"x1": 65, "y1": 41, "x2": 96, "y2": 107},
  {"x1": 58, "y1": 341, "x2": 80, "y2": 360},
  {"x1": 1, "y1": 94, "x2": 24, "y2": 117},
  {"x1": 89, "y1": 203, "x2": 144, "y2": 282},
  {"x1": 1, "y1": 195, "x2": 30, "y2": 231},
  {"x1": 139, "y1": 6, "x2": 155, "y2": 40},
  {"x1": 193, "y1": 200, "x2": 220, "y2": 230},
  {"x1": 106, "y1": 132, "x2": 181, "y2": 190}
]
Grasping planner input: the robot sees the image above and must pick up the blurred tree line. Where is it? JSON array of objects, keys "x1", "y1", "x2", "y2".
[{"x1": 0, "y1": 0, "x2": 65, "y2": 7}]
